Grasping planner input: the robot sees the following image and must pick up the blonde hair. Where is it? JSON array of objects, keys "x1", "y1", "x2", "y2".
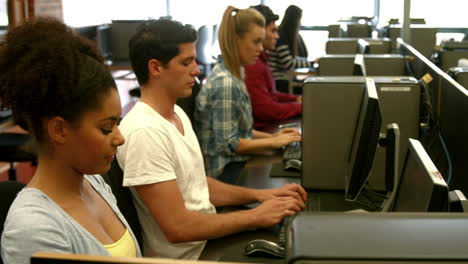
[{"x1": 218, "y1": 6, "x2": 265, "y2": 79}]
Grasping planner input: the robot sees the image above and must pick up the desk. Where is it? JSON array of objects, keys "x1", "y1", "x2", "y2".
[
  {"x1": 201, "y1": 118, "x2": 299, "y2": 263},
  {"x1": 201, "y1": 117, "x2": 297, "y2": 258},
  {"x1": 200, "y1": 156, "x2": 294, "y2": 263},
  {"x1": 200, "y1": 117, "x2": 383, "y2": 262}
]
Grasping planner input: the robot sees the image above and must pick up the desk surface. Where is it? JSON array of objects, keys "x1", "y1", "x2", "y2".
[
  {"x1": 199, "y1": 117, "x2": 384, "y2": 262},
  {"x1": 200, "y1": 118, "x2": 301, "y2": 263}
]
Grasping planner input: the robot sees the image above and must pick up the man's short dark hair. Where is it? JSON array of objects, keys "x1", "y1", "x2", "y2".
[
  {"x1": 250, "y1": 5, "x2": 279, "y2": 26},
  {"x1": 129, "y1": 19, "x2": 197, "y2": 85}
]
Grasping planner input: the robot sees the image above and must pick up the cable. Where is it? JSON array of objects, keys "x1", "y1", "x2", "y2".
[
  {"x1": 438, "y1": 130, "x2": 453, "y2": 184},
  {"x1": 402, "y1": 47, "x2": 453, "y2": 185}
]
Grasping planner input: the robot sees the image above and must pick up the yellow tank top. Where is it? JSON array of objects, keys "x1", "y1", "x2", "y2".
[{"x1": 103, "y1": 229, "x2": 137, "y2": 257}]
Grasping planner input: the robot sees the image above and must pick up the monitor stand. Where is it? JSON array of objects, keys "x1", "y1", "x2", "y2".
[{"x1": 379, "y1": 123, "x2": 401, "y2": 212}]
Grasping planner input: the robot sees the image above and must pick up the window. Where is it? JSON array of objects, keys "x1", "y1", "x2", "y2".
[
  {"x1": 170, "y1": 0, "x2": 260, "y2": 30},
  {"x1": 379, "y1": 0, "x2": 468, "y2": 27},
  {"x1": 411, "y1": 0, "x2": 468, "y2": 27},
  {"x1": 265, "y1": 0, "x2": 374, "y2": 26},
  {"x1": 62, "y1": 0, "x2": 166, "y2": 27},
  {"x1": 0, "y1": 0, "x2": 7, "y2": 26}
]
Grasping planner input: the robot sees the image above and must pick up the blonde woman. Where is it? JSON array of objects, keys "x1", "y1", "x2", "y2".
[{"x1": 195, "y1": 6, "x2": 301, "y2": 183}]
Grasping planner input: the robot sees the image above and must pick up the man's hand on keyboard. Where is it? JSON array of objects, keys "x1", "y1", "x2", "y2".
[
  {"x1": 251, "y1": 197, "x2": 302, "y2": 228},
  {"x1": 255, "y1": 183, "x2": 307, "y2": 210}
]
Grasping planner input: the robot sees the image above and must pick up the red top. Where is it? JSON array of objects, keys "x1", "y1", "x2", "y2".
[{"x1": 244, "y1": 52, "x2": 302, "y2": 129}]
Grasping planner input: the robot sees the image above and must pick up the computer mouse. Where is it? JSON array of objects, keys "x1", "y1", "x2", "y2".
[
  {"x1": 284, "y1": 159, "x2": 302, "y2": 171},
  {"x1": 244, "y1": 239, "x2": 285, "y2": 258}
]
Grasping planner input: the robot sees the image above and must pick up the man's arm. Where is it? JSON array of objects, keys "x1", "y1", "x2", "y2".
[
  {"x1": 135, "y1": 180, "x2": 303, "y2": 243},
  {"x1": 207, "y1": 177, "x2": 307, "y2": 207}
]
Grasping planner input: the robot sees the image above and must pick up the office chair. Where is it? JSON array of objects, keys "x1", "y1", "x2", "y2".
[
  {"x1": 0, "y1": 180, "x2": 26, "y2": 264},
  {"x1": 101, "y1": 160, "x2": 143, "y2": 252},
  {"x1": 0, "y1": 133, "x2": 36, "y2": 181},
  {"x1": 196, "y1": 25, "x2": 216, "y2": 81}
]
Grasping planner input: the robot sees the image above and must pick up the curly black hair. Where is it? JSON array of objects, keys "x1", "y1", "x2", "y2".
[{"x1": 0, "y1": 18, "x2": 117, "y2": 142}]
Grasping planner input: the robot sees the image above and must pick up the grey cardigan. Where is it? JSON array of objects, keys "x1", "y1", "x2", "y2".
[{"x1": 1, "y1": 175, "x2": 141, "y2": 264}]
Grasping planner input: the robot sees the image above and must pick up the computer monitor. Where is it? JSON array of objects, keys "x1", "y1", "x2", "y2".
[
  {"x1": 110, "y1": 20, "x2": 145, "y2": 62},
  {"x1": 96, "y1": 24, "x2": 112, "y2": 61},
  {"x1": 352, "y1": 54, "x2": 366, "y2": 76},
  {"x1": 357, "y1": 39, "x2": 370, "y2": 54},
  {"x1": 448, "y1": 190, "x2": 468, "y2": 212},
  {"x1": 391, "y1": 138, "x2": 449, "y2": 212},
  {"x1": 345, "y1": 78, "x2": 382, "y2": 201}
]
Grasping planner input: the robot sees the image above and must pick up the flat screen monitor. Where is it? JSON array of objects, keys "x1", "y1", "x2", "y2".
[
  {"x1": 345, "y1": 78, "x2": 382, "y2": 201},
  {"x1": 391, "y1": 138, "x2": 449, "y2": 212},
  {"x1": 110, "y1": 20, "x2": 144, "y2": 61},
  {"x1": 352, "y1": 54, "x2": 366, "y2": 76}
]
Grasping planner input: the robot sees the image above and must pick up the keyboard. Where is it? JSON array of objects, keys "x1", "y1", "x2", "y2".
[
  {"x1": 283, "y1": 141, "x2": 302, "y2": 161},
  {"x1": 277, "y1": 216, "x2": 291, "y2": 247},
  {"x1": 306, "y1": 195, "x2": 320, "y2": 211}
]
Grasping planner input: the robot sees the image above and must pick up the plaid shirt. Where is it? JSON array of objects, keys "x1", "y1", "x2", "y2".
[{"x1": 194, "y1": 62, "x2": 252, "y2": 178}]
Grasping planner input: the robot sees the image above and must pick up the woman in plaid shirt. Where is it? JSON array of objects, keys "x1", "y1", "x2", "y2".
[{"x1": 195, "y1": 6, "x2": 301, "y2": 182}]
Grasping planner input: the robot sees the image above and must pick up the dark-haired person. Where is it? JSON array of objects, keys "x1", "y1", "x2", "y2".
[
  {"x1": 195, "y1": 6, "x2": 302, "y2": 182},
  {"x1": 245, "y1": 4, "x2": 302, "y2": 130},
  {"x1": 0, "y1": 19, "x2": 141, "y2": 264},
  {"x1": 268, "y1": 5, "x2": 313, "y2": 92},
  {"x1": 117, "y1": 18, "x2": 306, "y2": 260}
]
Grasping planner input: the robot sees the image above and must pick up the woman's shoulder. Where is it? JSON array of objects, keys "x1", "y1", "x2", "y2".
[
  {"x1": 4, "y1": 188, "x2": 66, "y2": 230},
  {"x1": 206, "y1": 63, "x2": 236, "y2": 83}
]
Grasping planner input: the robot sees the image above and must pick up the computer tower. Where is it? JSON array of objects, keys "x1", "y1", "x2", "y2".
[
  {"x1": 448, "y1": 67, "x2": 468, "y2": 90},
  {"x1": 318, "y1": 54, "x2": 406, "y2": 76},
  {"x1": 326, "y1": 38, "x2": 358, "y2": 54},
  {"x1": 287, "y1": 213, "x2": 468, "y2": 264},
  {"x1": 325, "y1": 38, "x2": 392, "y2": 55},
  {"x1": 365, "y1": 55, "x2": 407, "y2": 77},
  {"x1": 302, "y1": 76, "x2": 420, "y2": 190},
  {"x1": 388, "y1": 25, "x2": 436, "y2": 58},
  {"x1": 327, "y1": 24, "x2": 343, "y2": 38},
  {"x1": 440, "y1": 51, "x2": 468, "y2": 72},
  {"x1": 365, "y1": 38, "x2": 392, "y2": 54},
  {"x1": 319, "y1": 54, "x2": 355, "y2": 75},
  {"x1": 346, "y1": 23, "x2": 372, "y2": 38}
]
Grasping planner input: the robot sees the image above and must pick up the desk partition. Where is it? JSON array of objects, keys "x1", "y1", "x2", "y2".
[{"x1": 400, "y1": 39, "x2": 468, "y2": 194}]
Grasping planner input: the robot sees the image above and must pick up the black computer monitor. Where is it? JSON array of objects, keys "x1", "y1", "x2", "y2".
[
  {"x1": 357, "y1": 39, "x2": 370, "y2": 55},
  {"x1": 345, "y1": 78, "x2": 382, "y2": 201},
  {"x1": 391, "y1": 138, "x2": 449, "y2": 212},
  {"x1": 352, "y1": 54, "x2": 367, "y2": 76},
  {"x1": 110, "y1": 20, "x2": 145, "y2": 61}
]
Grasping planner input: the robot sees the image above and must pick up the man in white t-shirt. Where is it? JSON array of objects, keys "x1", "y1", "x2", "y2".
[{"x1": 117, "y1": 18, "x2": 307, "y2": 260}]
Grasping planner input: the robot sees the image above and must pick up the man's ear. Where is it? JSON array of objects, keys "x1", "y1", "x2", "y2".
[
  {"x1": 46, "y1": 116, "x2": 68, "y2": 145},
  {"x1": 148, "y1": 58, "x2": 163, "y2": 79}
]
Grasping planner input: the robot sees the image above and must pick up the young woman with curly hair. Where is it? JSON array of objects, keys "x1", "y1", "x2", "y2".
[{"x1": 0, "y1": 18, "x2": 141, "y2": 264}]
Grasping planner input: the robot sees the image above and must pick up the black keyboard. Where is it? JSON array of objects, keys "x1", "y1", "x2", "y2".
[
  {"x1": 277, "y1": 216, "x2": 291, "y2": 247},
  {"x1": 283, "y1": 141, "x2": 302, "y2": 161}
]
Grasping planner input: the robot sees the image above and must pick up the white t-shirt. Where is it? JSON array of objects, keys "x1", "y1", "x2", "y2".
[{"x1": 117, "y1": 102, "x2": 216, "y2": 260}]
